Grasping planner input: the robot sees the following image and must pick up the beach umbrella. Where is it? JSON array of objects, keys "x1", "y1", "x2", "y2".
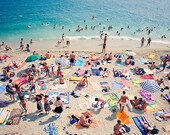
[
  {"x1": 125, "y1": 50, "x2": 136, "y2": 56},
  {"x1": 25, "y1": 55, "x2": 40, "y2": 62},
  {"x1": 140, "y1": 80, "x2": 161, "y2": 93},
  {"x1": 55, "y1": 57, "x2": 70, "y2": 68}
]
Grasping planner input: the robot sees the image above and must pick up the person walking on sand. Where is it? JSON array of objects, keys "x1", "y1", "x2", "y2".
[
  {"x1": 141, "y1": 37, "x2": 145, "y2": 47},
  {"x1": 53, "y1": 96, "x2": 63, "y2": 118},
  {"x1": 62, "y1": 33, "x2": 64, "y2": 41},
  {"x1": 146, "y1": 37, "x2": 151, "y2": 47},
  {"x1": 118, "y1": 91, "x2": 129, "y2": 112},
  {"x1": 102, "y1": 34, "x2": 107, "y2": 53}
]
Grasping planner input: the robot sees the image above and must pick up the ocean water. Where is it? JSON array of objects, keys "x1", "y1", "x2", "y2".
[{"x1": 0, "y1": 0, "x2": 170, "y2": 43}]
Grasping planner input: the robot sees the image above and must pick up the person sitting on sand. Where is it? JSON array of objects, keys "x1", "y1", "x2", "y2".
[
  {"x1": 149, "y1": 62, "x2": 156, "y2": 70},
  {"x1": 130, "y1": 96, "x2": 148, "y2": 111},
  {"x1": 33, "y1": 50, "x2": 38, "y2": 55},
  {"x1": 125, "y1": 58, "x2": 131, "y2": 66},
  {"x1": 113, "y1": 120, "x2": 123, "y2": 135},
  {"x1": 77, "y1": 76, "x2": 88, "y2": 88},
  {"x1": 5, "y1": 45, "x2": 12, "y2": 51},
  {"x1": 55, "y1": 75, "x2": 65, "y2": 84},
  {"x1": 118, "y1": 91, "x2": 129, "y2": 112},
  {"x1": 116, "y1": 56, "x2": 122, "y2": 63},
  {"x1": 137, "y1": 116, "x2": 159, "y2": 134},
  {"x1": 102, "y1": 68, "x2": 110, "y2": 78},
  {"x1": 106, "y1": 52, "x2": 113, "y2": 62},
  {"x1": 93, "y1": 97, "x2": 106, "y2": 109},
  {"x1": 45, "y1": 51, "x2": 51, "y2": 59},
  {"x1": 156, "y1": 78, "x2": 165, "y2": 87}
]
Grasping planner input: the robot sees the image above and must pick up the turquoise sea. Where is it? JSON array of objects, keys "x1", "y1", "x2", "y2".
[{"x1": 0, "y1": 0, "x2": 170, "y2": 43}]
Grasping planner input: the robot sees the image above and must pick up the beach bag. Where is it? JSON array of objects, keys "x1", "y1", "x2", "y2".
[
  {"x1": 130, "y1": 61, "x2": 135, "y2": 65},
  {"x1": 151, "y1": 129, "x2": 159, "y2": 134},
  {"x1": 122, "y1": 125, "x2": 130, "y2": 133}
]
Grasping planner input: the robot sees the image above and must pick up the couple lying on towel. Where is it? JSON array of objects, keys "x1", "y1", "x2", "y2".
[
  {"x1": 69, "y1": 111, "x2": 93, "y2": 128},
  {"x1": 73, "y1": 68, "x2": 91, "y2": 77},
  {"x1": 113, "y1": 68, "x2": 131, "y2": 80},
  {"x1": 130, "y1": 96, "x2": 148, "y2": 111}
]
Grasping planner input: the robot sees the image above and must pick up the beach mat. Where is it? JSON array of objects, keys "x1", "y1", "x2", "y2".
[
  {"x1": 7, "y1": 108, "x2": 23, "y2": 125},
  {"x1": 112, "y1": 81, "x2": 123, "y2": 89},
  {"x1": 44, "y1": 123, "x2": 62, "y2": 135},
  {"x1": 139, "y1": 90, "x2": 153, "y2": 102},
  {"x1": 91, "y1": 69, "x2": 100, "y2": 76},
  {"x1": 103, "y1": 93, "x2": 119, "y2": 108},
  {"x1": 51, "y1": 83, "x2": 67, "y2": 90},
  {"x1": 13, "y1": 77, "x2": 28, "y2": 84},
  {"x1": 71, "y1": 112, "x2": 98, "y2": 129},
  {"x1": 148, "y1": 53, "x2": 156, "y2": 60},
  {"x1": 140, "y1": 74, "x2": 154, "y2": 80},
  {"x1": 69, "y1": 76, "x2": 83, "y2": 81},
  {"x1": 0, "y1": 108, "x2": 11, "y2": 126},
  {"x1": 116, "y1": 111, "x2": 131, "y2": 124},
  {"x1": 0, "y1": 84, "x2": 7, "y2": 94},
  {"x1": 133, "y1": 116, "x2": 149, "y2": 135},
  {"x1": 143, "y1": 103, "x2": 161, "y2": 112},
  {"x1": 114, "y1": 62, "x2": 124, "y2": 66},
  {"x1": 75, "y1": 59, "x2": 83, "y2": 66},
  {"x1": 100, "y1": 82, "x2": 109, "y2": 88},
  {"x1": 132, "y1": 80, "x2": 141, "y2": 87},
  {"x1": 48, "y1": 92, "x2": 69, "y2": 104}
]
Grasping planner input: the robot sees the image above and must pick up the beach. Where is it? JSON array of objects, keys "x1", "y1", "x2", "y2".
[{"x1": 0, "y1": 39, "x2": 170, "y2": 135}]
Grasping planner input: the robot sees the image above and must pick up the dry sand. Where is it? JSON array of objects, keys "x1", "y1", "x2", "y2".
[{"x1": 0, "y1": 39, "x2": 170, "y2": 135}]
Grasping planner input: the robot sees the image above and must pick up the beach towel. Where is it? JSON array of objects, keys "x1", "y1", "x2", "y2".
[
  {"x1": 148, "y1": 53, "x2": 156, "y2": 60},
  {"x1": 140, "y1": 74, "x2": 154, "y2": 80},
  {"x1": 7, "y1": 108, "x2": 22, "y2": 125},
  {"x1": 139, "y1": 90, "x2": 153, "y2": 101},
  {"x1": 120, "y1": 80, "x2": 130, "y2": 90},
  {"x1": 137, "y1": 58, "x2": 149, "y2": 65},
  {"x1": 51, "y1": 83, "x2": 67, "y2": 90},
  {"x1": 103, "y1": 93, "x2": 119, "y2": 108},
  {"x1": 112, "y1": 81, "x2": 123, "y2": 89},
  {"x1": 162, "y1": 94, "x2": 170, "y2": 104},
  {"x1": 71, "y1": 112, "x2": 98, "y2": 129},
  {"x1": 75, "y1": 59, "x2": 84, "y2": 66},
  {"x1": 143, "y1": 103, "x2": 161, "y2": 112},
  {"x1": 132, "y1": 80, "x2": 141, "y2": 87},
  {"x1": 44, "y1": 123, "x2": 61, "y2": 135},
  {"x1": 48, "y1": 92, "x2": 69, "y2": 104},
  {"x1": 116, "y1": 111, "x2": 131, "y2": 124},
  {"x1": 133, "y1": 116, "x2": 149, "y2": 135},
  {"x1": 0, "y1": 108, "x2": 11, "y2": 126},
  {"x1": 16, "y1": 61, "x2": 26, "y2": 70},
  {"x1": 75, "y1": 69, "x2": 84, "y2": 76},
  {"x1": 0, "y1": 84, "x2": 7, "y2": 94},
  {"x1": 144, "y1": 69, "x2": 154, "y2": 75},
  {"x1": 91, "y1": 69, "x2": 100, "y2": 76},
  {"x1": 69, "y1": 76, "x2": 83, "y2": 81},
  {"x1": 100, "y1": 82, "x2": 109, "y2": 89},
  {"x1": 114, "y1": 62, "x2": 124, "y2": 66},
  {"x1": 140, "y1": 80, "x2": 161, "y2": 93}
]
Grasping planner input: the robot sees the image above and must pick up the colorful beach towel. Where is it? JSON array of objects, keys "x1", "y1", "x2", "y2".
[
  {"x1": 120, "y1": 80, "x2": 130, "y2": 90},
  {"x1": 13, "y1": 77, "x2": 28, "y2": 85},
  {"x1": 51, "y1": 83, "x2": 67, "y2": 90},
  {"x1": 140, "y1": 74, "x2": 154, "y2": 80},
  {"x1": 75, "y1": 59, "x2": 84, "y2": 66},
  {"x1": 143, "y1": 103, "x2": 161, "y2": 112},
  {"x1": 144, "y1": 69, "x2": 154, "y2": 75},
  {"x1": 114, "y1": 62, "x2": 124, "y2": 66},
  {"x1": 133, "y1": 116, "x2": 149, "y2": 135},
  {"x1": 100, "y1": 82, "x2": 109, "y2": 89},
  {"x1": 132, "y1": 80, "x2": 141, "y2": 87},
  {"x1": 91, "y1": 69, "x2": 100, "y2": 76},
  {"x1": 148, "y1": 53, "x2": 156, "y2": 60},
  {"x1": 0, "y1": 108, "x2": 11, "y2": 126},
  {"x1": 103, "y1": 93, "x2": 119, "y2": 108},
  {"x1": 0, "y1": 84, "x2": 7, "y2": 94},
  {"x1": 44, "y1": 123, "x2": 61, "y2": 135},
  {"x1": 112, "y1": 81, "x2": 123, "y2": 89},
  {"x1": 116, "y1": 111, "x2": 131, "y2": 124},
  {"x1": 139, "y1": 90, "x2": 153, "y2": 101},
  {"x1": 48, "y1": 92, "x2": 69, "y2": 104}
]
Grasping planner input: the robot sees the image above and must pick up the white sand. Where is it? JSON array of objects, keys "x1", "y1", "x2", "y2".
[{"x1": 0, "y1": 39, "x2": 170, "y2": 135}]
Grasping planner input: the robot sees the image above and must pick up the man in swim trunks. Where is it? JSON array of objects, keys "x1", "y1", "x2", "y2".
[
  {"x1": 69, "y1": 51, "x2": 76, "y2": 67},
  {"x1": 102, "y1": 34, "x2": 107, "y2": 53},
  {"x1": 94, "y1": 97, "x2": 106, "y2": 109},
  {"x1": 113, "y1": 120, "x2": 123, "y2": 135},
  {"x1": 118, "y1": 91, "x2": 129, "y2": 112}
]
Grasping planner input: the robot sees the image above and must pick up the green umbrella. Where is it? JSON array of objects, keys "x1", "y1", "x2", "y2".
[{"x1": 25, "y1": 55, "x2": 40, "y2": 62}]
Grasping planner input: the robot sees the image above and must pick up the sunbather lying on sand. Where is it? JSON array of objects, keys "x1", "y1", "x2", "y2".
[
  {"x1": 130, "y1": 96, "x2": 148, "y2": 111},
  {"x1": 77, "y1": 76, "x2": 88, "y2": 88},
  {"x1": 155, "y1": 111, "x2": 170, "y2": 121}
]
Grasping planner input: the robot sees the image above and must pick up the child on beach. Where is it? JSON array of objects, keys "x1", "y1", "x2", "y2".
[{"x1": 44, "y1": 95, "x2": 51, "y2": 115}]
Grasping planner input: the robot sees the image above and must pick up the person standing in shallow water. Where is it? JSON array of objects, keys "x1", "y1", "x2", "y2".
[
  {"x1": 146, "y1": 37, "x2": 151, "y2": 47},
  {"x1": 102, "y1": 34, "x2": 107, "y2": 53},
  {"x1": 140, "y1": 37, "x2": 145, "y2": 47}
]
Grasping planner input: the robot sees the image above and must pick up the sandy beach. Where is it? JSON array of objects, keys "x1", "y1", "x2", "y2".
[{"x1": 0, "y1": 39, "x2": 170, "y2": 135}]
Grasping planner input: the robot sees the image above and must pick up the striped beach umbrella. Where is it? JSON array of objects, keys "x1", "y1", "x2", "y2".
[{"x1": 140, "y1": 80, "x2": 161, "y2": 93}]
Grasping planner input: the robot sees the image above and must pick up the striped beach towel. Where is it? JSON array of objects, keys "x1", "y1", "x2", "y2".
[{"x1": 140, "y1": 80, "x2": 160, "y2": 93}]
